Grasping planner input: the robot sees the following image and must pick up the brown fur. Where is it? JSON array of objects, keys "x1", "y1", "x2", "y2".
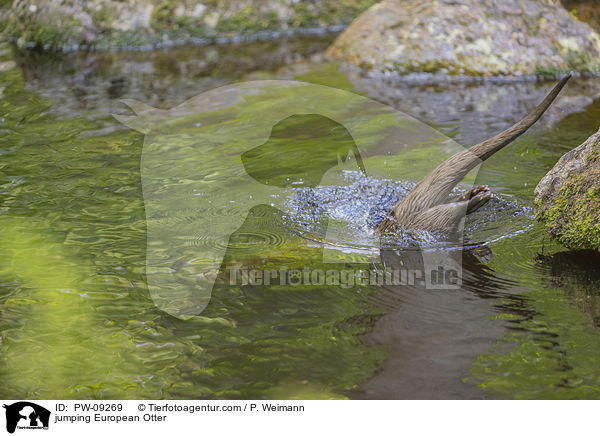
[{"x1": 376, "y1": 74, "x2": 572, "y2": 234}]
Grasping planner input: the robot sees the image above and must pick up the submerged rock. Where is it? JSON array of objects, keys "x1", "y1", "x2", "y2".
[
  {"x1": 0, "y1": 0, "x2": 376, "y2": 50},
  {"x1": 326, "y1": 0, "x2": 600, "y2": 76},
  {"x1": 535, "y1": 128, "x2": 600, "y2": 251}
]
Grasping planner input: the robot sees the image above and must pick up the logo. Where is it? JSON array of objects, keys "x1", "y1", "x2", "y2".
[
  {"x1": 114, "y1": 80, "x2": 475, "y2": 318},
  {"x1": 3, "y1": 402, "x2": 50, "y2": 434}
]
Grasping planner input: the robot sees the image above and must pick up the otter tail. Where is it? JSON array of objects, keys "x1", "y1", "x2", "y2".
[
  {"x1": 467, "y1": 73, "x2": 571, "y2": 163},
  {"x1": 393, "y1": 74, "x2": 571, "y2": 215}
]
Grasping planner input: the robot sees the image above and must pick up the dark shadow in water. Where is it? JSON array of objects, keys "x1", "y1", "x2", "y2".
[
  {"x1": 535, "y1": 250, "x2": 600, "y2": 327},
  {"x1": 350, "y1": 242, "x2": 527, "y2": 399}
]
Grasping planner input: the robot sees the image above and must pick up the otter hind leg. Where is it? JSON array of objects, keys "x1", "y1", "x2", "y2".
[
  {"x1": 375, "y1": 185, "x2": 492, "y2": 234},
  {"x1": 410, "y1": 186, "x2": 492, "y2": 233}
]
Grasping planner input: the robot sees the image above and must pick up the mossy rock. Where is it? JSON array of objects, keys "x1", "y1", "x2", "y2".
[
  {"x1": 0, "y1": 0, "x2": 377, "y2": 50},
  {"x1": 535, "y1": 129, "x2": 600, "y2": 251}
]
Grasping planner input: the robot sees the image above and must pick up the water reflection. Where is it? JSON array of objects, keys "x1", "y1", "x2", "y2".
[
  {"x1": 2, "y1": 34, "x2": 600, "y2": 399},
  {"x1": 535, "y1": 250, "x2": 600, "y2": 326},
  {"x1": 12, "y1": 35, "x2": 336, "y2": 115}
]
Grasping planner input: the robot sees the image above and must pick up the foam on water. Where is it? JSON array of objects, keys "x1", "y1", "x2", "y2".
[{"x1": 282, "y1": 170, "x2": 534, "y2": 252}]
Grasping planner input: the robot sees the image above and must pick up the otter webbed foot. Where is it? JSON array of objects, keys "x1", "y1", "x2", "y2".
[
  {"x1": 451, "y1": 185, "x2": 493, "y2": 215},
  {"x1": 452, "y1": 185, "x2": 489, "y2": 202},
  {"x1": 376, "y1": 211, "x2": 399, "y2": 234},
  {"x1": 465, "y1": 186, "x2": 492, "y2": 214}
]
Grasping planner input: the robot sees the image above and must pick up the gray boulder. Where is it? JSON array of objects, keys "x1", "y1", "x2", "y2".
[{"x1": 326, "y1": 0, "x2": 600, "y2": 76}]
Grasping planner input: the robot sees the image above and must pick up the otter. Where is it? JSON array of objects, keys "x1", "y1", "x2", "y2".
[{"x1": 376, "y1": 74, "x2": 571, "y2": 235}]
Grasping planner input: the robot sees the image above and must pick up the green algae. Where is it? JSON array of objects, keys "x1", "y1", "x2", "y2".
[{"x1": 537, "y1": 171, "x2": 600, "y2": 251}]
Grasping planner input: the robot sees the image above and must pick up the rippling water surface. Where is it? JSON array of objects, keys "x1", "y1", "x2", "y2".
[{"x1": 2, "y1": 35, "x2": 600, "y2": 399}]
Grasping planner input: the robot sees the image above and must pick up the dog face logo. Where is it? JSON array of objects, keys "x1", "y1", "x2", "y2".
[
  {"x1": 3, "y1": 402, "x2": 50, "y2": 433},
  {"x1": 241, "y1": 114, "x2": 366, "y2": 188},
  {"x1": 114, "y1": 80, "x2": 478, "y2": 318}
]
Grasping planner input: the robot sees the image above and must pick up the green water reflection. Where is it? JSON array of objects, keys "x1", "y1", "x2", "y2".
[{"x1": 1, "y1": 37, "x2": 600, "y2": 399}]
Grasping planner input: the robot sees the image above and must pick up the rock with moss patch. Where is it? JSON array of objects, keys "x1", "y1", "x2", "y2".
[
  {"x1": 326, "y1": 0, "x2": 600, "y2": 76},
  {"x1": 0, "y1": 0, "x2": 377, "y2": 50},
  {"x1": 535, "y1": 128, "x2": 600, "y2": 251}
]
